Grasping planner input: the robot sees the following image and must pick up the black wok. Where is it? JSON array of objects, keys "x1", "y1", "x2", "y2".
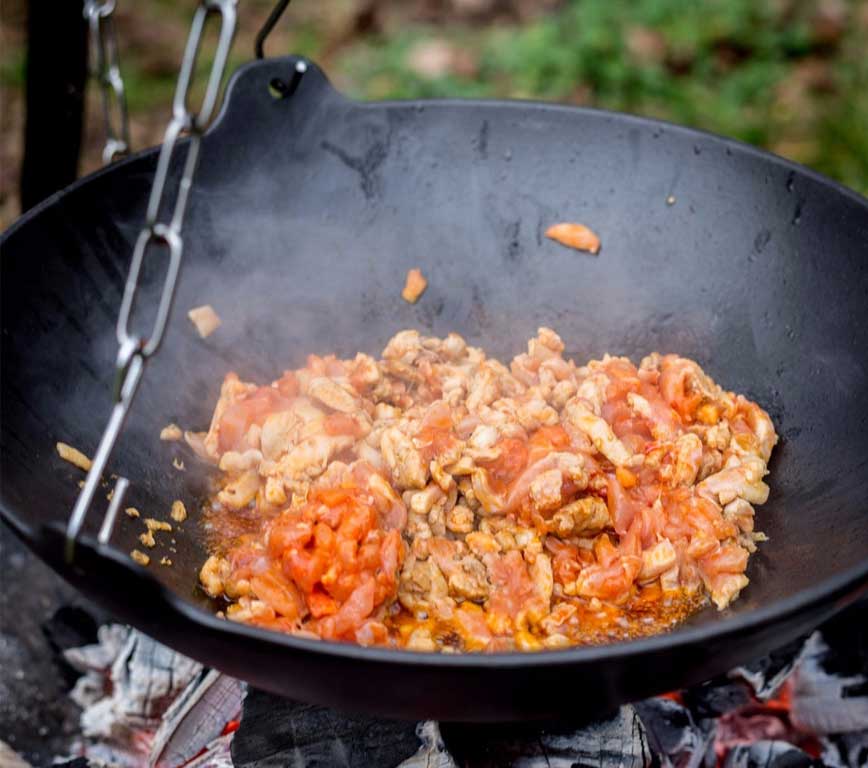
[{"x1": 2, "y1": 57, "x2": 867, "y2": 721}]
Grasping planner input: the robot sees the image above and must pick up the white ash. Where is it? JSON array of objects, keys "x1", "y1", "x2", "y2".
[
  {"x1": 396, "y1": 721, "x2": 458, "y2": 768},
  {"x1": 64, "y1": 626, "x2": 201, "y2": 743},
  {"x1": 61, "y1": 625, "x2": 242, "y2": 768},
  {"x1": 789, "y1": 633, "x2": 868, "y2": 735}
]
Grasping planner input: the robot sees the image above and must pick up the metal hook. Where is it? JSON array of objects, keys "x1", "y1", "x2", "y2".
[
  {"x1": 268, "y1": 59, "x2": 307, "y2": 99},
  {"x1": 255, "y1": 0, "x2": 292, "y2": 59}
]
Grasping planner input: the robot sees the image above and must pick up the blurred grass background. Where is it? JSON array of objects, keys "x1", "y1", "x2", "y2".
[{"x1": 1, "y1": 0, "x2": 867, "y2": 229}]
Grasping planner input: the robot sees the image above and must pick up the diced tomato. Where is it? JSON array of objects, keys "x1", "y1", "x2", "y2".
[
  {"x1": 606, "y1": 473, "x2": 640, "y2": 534},
  {"x1": 594, "y1": 533, "x2": 620, "y2": 567},
  {"x1": 576, "y1": 556, "x2": 641, "y2": 602},
  {"x1": 314, "y1": 487, "x2": 356, "y2": 507},
  {"x1": 379, "y1": 530, "x2": 401, "y2": 584},
  {"x1": 486, "y1": 550, "x2": 540, "y2": 627},
  {"x1": 546, "y1": 538, "x2": 583, "y2": 585},
  {"x1": 268, "y1": 518, "x2": 312, "y2": 557},
  {"x1": 700, "y1": 542, "x2": 749, "y2": 575},
  {"x1": 603, "y1": 358, "x2": 641, "y2": 399},
  {"x1": 313, "y1": 522, "x2": 336, "y2": 551},
  {"x1": 331, "y1": 579, "x2": 376, "y2": 636},
  {"x1": 275, "y1": 371, "x2": 299, "y2": 398},
  {"x1": 307, "y1": 588, "x2": 338, "y2": 618},
  {"x1": 618, "y1": 515, "x2": 643, "y2": 558},
  {"x1": 251, "y1": 571, "x2": 303, "y2": 622},
  {"x1": 527, "y1": 425, "x2": 571, "y2": 463},
  {"x1": 479, "y1": 437, "x2": 529, "y2": 493},
  {"x1": 228, "y1": 547, "x2": 269, "y2": 581},
  {"x1": 218, "y1": 386, "x2": 292, "y2": 452},
  {"x1": 256, "y1": 480, "x2": 405, "y2": 640},
  {"x1": 324, "y1": 412, "x2": 366, "y2": 437},
  {"x1": 283, "y1": 548, "x2": 328, "y2": 593},
  {"x1": 659, "y1": 357, "x2": 703, "y2": 422}
]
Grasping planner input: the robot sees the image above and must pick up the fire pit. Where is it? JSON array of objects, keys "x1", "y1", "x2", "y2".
[{"x1": 3, "y1": 526, "x2": 866, "y2": 768}]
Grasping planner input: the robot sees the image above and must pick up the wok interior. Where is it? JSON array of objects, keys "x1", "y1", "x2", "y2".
[{"x1": 2, "y1": 60, "x2": 867, "y2": 637}]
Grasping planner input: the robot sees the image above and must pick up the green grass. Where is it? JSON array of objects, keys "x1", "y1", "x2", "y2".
[
  {"x1": 2, "y1": 0, "x2": 865, "y2": 196},
  {"x1": 329, "y1": 0, "x2": 868, "y2": 195}
]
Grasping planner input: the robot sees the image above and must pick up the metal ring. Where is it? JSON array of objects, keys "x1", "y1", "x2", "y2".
[
  {"x1": 173, "y1": 0, "x2": 238, "y2": 132},
  {"x1": 116, "y1": 224, "x2": 183, "y2": 358}
]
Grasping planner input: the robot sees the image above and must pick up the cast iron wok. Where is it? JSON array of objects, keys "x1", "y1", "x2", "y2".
[{"x1": 2, "y1": 57, "x2": 867, "y2": 721}]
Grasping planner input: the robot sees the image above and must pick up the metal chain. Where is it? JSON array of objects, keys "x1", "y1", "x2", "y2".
[
  {"x1": 84, "y1": 0, "x2": 131, "y2": 163},
  {"x1": 67, "y1": 0, "x2": 239, "y2": 561}
]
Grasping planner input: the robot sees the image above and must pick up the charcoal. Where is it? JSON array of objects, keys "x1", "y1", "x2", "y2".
[
  {"x1": 812, "y1": 600, "x2": 868, "y2": 681},
  {"x1": 682, "y1": 678, "x2": 754, "y2": 719},
  {"x1": 148, "y1": 669, "x2": 244, "y2": 768},
  {"x1": 43, "y1": 606, "x2": 99, "y2": 653},
  {"x1": 722, "y1": 740, "x2": 822, "y2": 768},
  {"x1": 183, "y1": 732, "x2": 235, "y2": 768},
  {"x1": 633, "y1": 697, "x2": 715, "y2": 768},
  {"x1": 729, "y1": 636, "x2": 809, "y2": 700},
  {"x1": 683, "y1": 634, "x2": 808, "y2": 720},
  {"x1": 820, "y1": 731, "x2": 868, "y2": 768},
  {"x1": 440, "y1": 706, "x2": 652, "y2": 768},
  {"x1": 231, "y1": 690, "x2": 420, "y2": 768}
]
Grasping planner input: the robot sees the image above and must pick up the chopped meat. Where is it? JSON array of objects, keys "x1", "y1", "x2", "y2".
[
  {"x1": 56, "y1": 442, "x2": 92, "y2": 472},
  {"x1": 307, "y1": 377, "x2": 360, "y2": 413},
  {"x1": 381, "y1": 427, "x2": 428, "y2": 490},
  {"x1": 545, "y1": 222, "x2": 601, "y2": 254},
  {"x1": 563, "y1": 398, "x2": 633, "y2": 466},
  {"x1": 160, "y1": 423, "x2": 183, "y2": 441},
  {"x1": 401, "y1": 268, "x2": 428, "y2": 303},
  {"x1": 196, "y1": 329, "x2": 777, "y2": 650},
  {"x1": 130, "y1": 549, "x2": 150, "y2": 566},
  {"x1": 171, "y1": 500, "x2": 187, "y2": 523},
  {"x1": 187, "y1": 304, "x2": 222, "y2": 337}
]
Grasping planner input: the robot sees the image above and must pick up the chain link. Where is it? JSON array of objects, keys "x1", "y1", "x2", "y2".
[
  {"x1": 67, "y1": 0, "x2": 239, "y2": 559},
  {"x1": 84, "y1": 0, "x2": 131, "y2": 163}
]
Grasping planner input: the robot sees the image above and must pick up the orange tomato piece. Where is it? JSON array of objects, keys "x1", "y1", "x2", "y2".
[
  {"x1": 251, "y1": 571, "x2": 304, "y2": 622},
  {"x1": 307, "y1": 588, "x2": 339, "y2": 618},
  {"x1": 479, "y1": 437, "x2": 528, "y2": 493},
  {"x1": 324, "y1": 412, "x2": 366, "y2": 437},
  {"x1": 275, "y1": 371, "x2": 299, "y2": 398},
  {"x1": 331, "y1": 578, "x2": 376, "y2": 636},
  {"x1": 527, "y1": 425, "x2": 571, "y2": 463},
  {"x1": 218, "y1": 386, "x2": 291, "y2": 452}
]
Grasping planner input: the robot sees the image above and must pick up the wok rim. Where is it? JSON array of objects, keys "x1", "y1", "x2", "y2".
[
  {"x1": 3, "y1": 55, "x2": 867, "y2": 248},
  {"x1": 4, "y1": 515, "x2": 867, "y2": 670},
  {"x1": 2, "y1": 56, "x2": 867, "y2": 671}
]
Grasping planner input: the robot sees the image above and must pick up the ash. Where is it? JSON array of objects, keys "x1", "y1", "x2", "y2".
[{"x1": 11, "y1": 602, "x2": 868, "y2": 768}]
